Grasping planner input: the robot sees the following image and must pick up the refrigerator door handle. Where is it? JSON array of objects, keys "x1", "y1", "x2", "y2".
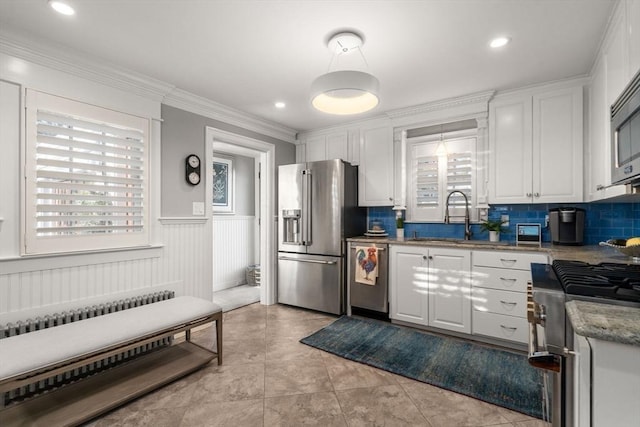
[
  {"x1": 302, "y1": 169, "x2": 312, "y2": 246},
  {"x1": 278, "y1": 256, "x2": 337, "y2": 265}
]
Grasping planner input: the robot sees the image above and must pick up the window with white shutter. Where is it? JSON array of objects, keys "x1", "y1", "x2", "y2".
[
  {"x1": 407, "y1": 133, "x2": 477, "y2": 222},
  {"x1": 24, "y1": 90, "x2": 150, "y2": 254}
]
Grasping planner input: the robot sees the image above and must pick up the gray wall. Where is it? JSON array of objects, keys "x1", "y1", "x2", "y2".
[
  {"x1": 214, "y1": 153, "x2": 255, "y2": 216},
  {"x1": 161, "y1": 104, "x2": 295, "y2": 217}
]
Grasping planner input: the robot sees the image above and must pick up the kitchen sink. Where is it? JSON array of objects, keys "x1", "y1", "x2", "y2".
[{"x1": 407, "y1": 237, "x2": 509, "y2": 246}]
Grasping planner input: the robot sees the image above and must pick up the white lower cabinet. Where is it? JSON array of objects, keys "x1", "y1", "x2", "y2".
[
  {"x1": 471, "y1": 311, "x2": 529, "y2": 344},
  {"x1": 471, "y1": 250, "x2": 547, "y2": 344},
  {"x1": 390, "y1": 245, "x2": 471, "y2": 334},
  {"x1": 589, "y1": 338, "x2": 640, "y2": 427},
  {"x1": 573, "y1": 334, "x2": 640, "y2": 427}
]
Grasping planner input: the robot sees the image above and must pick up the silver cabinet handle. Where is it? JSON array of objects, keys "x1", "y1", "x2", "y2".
[
  {"x1": 526, "y1": 192, "x2": 532, "y2": 197},
  {"x1": 499, "y1": 277, "x2": 517, "y2": 281},
  {"x1": 500, "y1": 325, "x2": 517, "y2": 331},
  {"x1": 278, "y1": 256, "x2": 337, "y2": 265},
  {"x1": 500, "y1": 300, "x2": 518, "y2": 306},
  {"x1": 500, "y1": 259, "x2": 517, "y2": 264},
  {"x1": 534, "y1": 192, "x2": 540, "y2": 198}
]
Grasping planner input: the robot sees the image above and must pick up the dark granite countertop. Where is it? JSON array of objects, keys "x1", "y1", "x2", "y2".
[{"x1": 566, "y1": 300, "x2": 640, "y2": 347}]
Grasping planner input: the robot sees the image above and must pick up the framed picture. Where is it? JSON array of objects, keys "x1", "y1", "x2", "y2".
[{"x1": 212, "y1": 157, "x2": 234, "y2": 213}]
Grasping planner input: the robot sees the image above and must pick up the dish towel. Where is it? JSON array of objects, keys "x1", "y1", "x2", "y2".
[{"x1": 355, "y1": 246, "x2": 378, "y2": 286}]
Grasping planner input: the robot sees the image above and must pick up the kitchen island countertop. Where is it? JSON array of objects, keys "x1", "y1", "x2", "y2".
[{"x1": 566, "y1": 300, "x2": 640, "y2": 347}]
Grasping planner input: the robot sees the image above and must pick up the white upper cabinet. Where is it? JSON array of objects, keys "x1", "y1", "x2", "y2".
[
  {"x1": 359, "y1": 124, "x2": 394, "y2": 206},
  {"x1": 327, "y1": 132, "x2": 349, "y2": 161},
  {"x1": 628, "y1": 0, "x2": 640, "y2": 78},
  {"x1": 296, "y1": 129, "x2": 359, "y2": 165},
  {"x1": 585, "y1": 1, "x2": 635, "y2": 201},
  {"x1": 489, "y1": 96, "x2": 533, "y2": 203},
  {"x1": 296, "y1": 122, "x2": 392, "y2": 207},
  {"x1": 304, "y1": 135, "x2": 327, "y2": 162},
  {"x1": 532, "y1": 87, "x2": 583, "y2": 203},
  {"x1": 489, "y1": 84, "x2": 583, "y2": 204}
]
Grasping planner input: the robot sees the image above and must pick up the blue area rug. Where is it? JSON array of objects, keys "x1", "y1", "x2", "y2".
[{"x1": 300, "y1": 316, "x2": 544, "y2": 419}]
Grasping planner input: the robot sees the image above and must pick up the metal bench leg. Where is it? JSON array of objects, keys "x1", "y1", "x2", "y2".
[{"x1": 216, "y1": 315, "x2": 223, "y2": 365}]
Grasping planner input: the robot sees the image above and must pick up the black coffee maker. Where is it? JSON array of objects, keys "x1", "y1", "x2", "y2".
[{"x1": 549, "y1": 207, "x2": 585, "y2": 245}]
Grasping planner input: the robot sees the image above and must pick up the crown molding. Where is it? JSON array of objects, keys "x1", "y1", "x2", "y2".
[
  {"x1": 0, "y1": 31, "x2": 298, "y2": 143},
  {"x1": 492, "y1": 75, "x2": 589, "y2": 99},
  {"x1": 385, "y1": 90, "x2": 496, "y2": 119},
  {"x1": 163, "y1": 88, "x2": 297, "y2": 143},
  {"x1": 0, "y1": 31, "x2": 174, "y2": 102},
  {"x1": 298, "y1": 91, "x2": 495, "y2": 137}
]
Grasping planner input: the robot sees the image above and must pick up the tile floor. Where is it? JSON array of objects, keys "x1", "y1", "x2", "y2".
[
  {"x1": 211, "y1": 284, "x2": 261, "y2": 312},
  {"x1": 87, "y1": 303, "x2": 551, "y2": 427}
]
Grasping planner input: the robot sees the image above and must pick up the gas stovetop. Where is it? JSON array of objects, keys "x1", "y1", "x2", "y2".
[{"x1": 552, "y1": 260, "x2": 640, "y2": 303}]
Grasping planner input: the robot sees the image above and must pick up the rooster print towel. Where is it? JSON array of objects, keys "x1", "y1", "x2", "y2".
[{"x1": 355, "y1": 246, "x2": 378, "y2": 286}]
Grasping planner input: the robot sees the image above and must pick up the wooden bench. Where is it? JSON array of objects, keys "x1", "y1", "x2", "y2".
[{"x1": 0, "y1": 295, "x2": 222, "y2": 426}]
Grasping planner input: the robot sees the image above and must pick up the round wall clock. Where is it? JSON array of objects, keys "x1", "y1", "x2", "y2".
[{"x1": 185, "y1": 154, "x2": 201, "y2": 185}]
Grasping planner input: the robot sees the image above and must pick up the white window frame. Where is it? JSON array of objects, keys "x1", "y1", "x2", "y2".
[
  {"x1": 23, "y1": 89, "x2": 150, "y2": 255},
  {"x1": 407, "y1": 129, "x2": 478, "y2": 223}
]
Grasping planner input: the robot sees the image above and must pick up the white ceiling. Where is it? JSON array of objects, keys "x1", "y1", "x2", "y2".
[{"x1": 0, "y1": 0, "x2": 616, "y2": 133}]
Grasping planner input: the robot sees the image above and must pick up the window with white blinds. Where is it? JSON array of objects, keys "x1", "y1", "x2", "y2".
[
  {"x1": 24, "y1": 90, "x2": 150, "y2": 254},
  {"x1": 408, "y1": 135, "x2": 477, "y2": 222},
  {"x1": 416, "y1": 155, "x2": 439, "y2": 206}
]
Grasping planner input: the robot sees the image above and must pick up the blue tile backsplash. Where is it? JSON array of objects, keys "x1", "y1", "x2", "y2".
[{"x1": 367, "y1": 202, "x2": 640, "y2": 245}]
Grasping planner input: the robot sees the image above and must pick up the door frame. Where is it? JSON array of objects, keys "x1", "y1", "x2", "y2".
[{"x1": 205, "y1": 126, "x2": 276, "y2": 305}]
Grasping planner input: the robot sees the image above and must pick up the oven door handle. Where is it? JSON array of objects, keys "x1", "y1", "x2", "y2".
[{"x1": 527, "y1": 322, "x2": 561, "y2": 372}]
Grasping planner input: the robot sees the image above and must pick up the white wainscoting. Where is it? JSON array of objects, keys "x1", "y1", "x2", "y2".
[
  {"x1": 0, "y1": 218, "x2": 212, "y2": 314},
  {"x1": 212, "y1": 215, "x2": 256, "y2": 292}
]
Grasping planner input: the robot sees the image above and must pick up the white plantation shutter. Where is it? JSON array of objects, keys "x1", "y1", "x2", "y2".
[
  {"x1": 446, "y1": 151, "x2": 473, "y2": 207},
  {"x1": 416, "y1": 155, "x2": 439, "y2": 206},
  {"x1": 24, "y1": 90, "x2": 150, "y2": 254},
  {"x1": 408, "y1": 135, "x2": 476, "y2": 222}
]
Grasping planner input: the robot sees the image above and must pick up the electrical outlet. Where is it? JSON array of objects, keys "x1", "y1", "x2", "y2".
[
  {"x1": 501, "y1": 214, "x2": 509, "y2": 227},
  {"x1": 192, "y1": 202, "x2": 205, "y2": 215},
  {"x1": 545, "y1": 214, "x2": 549, "y2": 228}
]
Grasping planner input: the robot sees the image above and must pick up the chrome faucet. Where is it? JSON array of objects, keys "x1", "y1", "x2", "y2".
[{"x1": 444, "y1": 190, "x2": 472, "y2": 240}]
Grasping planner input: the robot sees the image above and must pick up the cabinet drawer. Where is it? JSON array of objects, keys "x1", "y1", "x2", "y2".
[
  {"x1": 472, "y1": 266, "x2": 531, "y2": 292},
  {"x1": 473, "y1": 250, "x2": 547, "y2": 270},
  {"x1": 472, "y1": 288, "x2": 527, "y2": 318},
  {"x1": 472, "y1": 311, "x2": 528, "y2": 344}
]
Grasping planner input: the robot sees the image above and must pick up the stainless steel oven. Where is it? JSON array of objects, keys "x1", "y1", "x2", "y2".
[{"x1": 528, "y1": 260, "x2": 640, "y2": 426}]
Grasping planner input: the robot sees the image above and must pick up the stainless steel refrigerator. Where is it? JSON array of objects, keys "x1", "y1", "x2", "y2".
[{"x1": 277, "y1": 159, "x2": 365, "y2": 315}]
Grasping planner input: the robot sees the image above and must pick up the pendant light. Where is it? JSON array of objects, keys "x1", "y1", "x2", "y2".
[
  {"x1": 436, "y1": 132, "x2": 448, "y2": 156},
  {"x1": 311, "y1": 32, "x2": 380, "y2": 115}
]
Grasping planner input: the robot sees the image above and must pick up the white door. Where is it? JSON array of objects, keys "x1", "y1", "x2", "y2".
[
  {"x1": 532, "y1": 87, "x2": 583, "y2": 203},
  {"x1": 389, "y1": 245, "x2": 429, "y2": 325},
  {"x1": 359, "y1": 124, "x2": 394, "y2": 206},
  {"x1": 428, "y1": 248, "x2": 471, "y2": 333},
  {"x1": 489, "y1": 95, "x2": 533, "y2": 203}
]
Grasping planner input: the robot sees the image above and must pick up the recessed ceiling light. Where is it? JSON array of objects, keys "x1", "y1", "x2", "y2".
[
  {"x1": 49, "y1": 1, "x2": 75, "y2": 16},
  {"x1": 490, "y1": 37, "x2": 510, "y2": 48},
  {"x1": 275, "y1": 102, "x2": 286, "y2": 109}
]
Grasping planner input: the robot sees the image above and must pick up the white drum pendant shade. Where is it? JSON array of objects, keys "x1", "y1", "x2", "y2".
[{"x1": 311, "y1": 70, "x2": 380, "y2": 115}]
